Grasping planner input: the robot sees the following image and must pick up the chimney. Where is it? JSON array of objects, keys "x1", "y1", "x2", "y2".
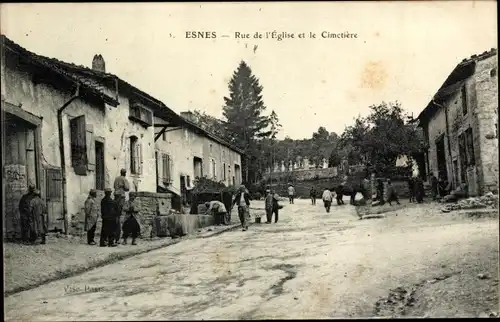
[{"x1": 92, "y1": 54, "x2": 106, "y2": 72}]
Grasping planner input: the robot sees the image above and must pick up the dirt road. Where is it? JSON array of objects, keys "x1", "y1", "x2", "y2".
[{"x1": 4, "y1": 198, "x2": 498, "y2": 320}]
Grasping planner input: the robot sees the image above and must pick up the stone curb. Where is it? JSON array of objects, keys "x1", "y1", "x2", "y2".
[{"x1": 4, "y1": 223, "x2": 239, "y2": 298}]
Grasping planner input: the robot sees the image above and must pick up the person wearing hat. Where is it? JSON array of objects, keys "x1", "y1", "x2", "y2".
[
  {"x1": 287, "y1": 184, "x2": 295, "y2": 204},
  {"x1": 204, "y1": 200, "x2": 227, "y2": 226},
  {"x1": 100, "y1": 188, "x2": 118, "y2": 247},
  {"x1": 122, "y1": 193, "x2": 141, "y2": 245},
  {"x1": 19, "y1": 183, "x2": 37, "y2": 243},
  {"x1": 232, "y1": 185, "x2": 251, "y2": 231},
  {"x1": 113, "y1": 168, "x2": 130, "y2": 244},
  {"x1": 28, "y1": 189, "x2": 48, "y2": 244},
  {"x1": 84, "y1": 189, "x2": 99, "y2": 245}
]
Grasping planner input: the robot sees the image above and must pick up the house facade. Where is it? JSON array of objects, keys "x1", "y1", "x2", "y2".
[
  {"x1": 155, "y1": 111, "x2": 243, "y2": 202},
  {"x1": 1, "y1": 35, "x2": 182, "y2": 237},
  {"x1": 417, "y1": 48, "x2": 498, "y2": 196}
]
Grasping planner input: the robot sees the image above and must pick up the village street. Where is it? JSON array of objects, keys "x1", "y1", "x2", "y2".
[{"x1": 4, "y1": 198, "x2": 499, "y2": 320}]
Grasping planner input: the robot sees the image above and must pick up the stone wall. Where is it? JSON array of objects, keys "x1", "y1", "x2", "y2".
[
  {"x1": 262, "y1": 167, "x2": 339, "y2": 182},
  {"x1": 130, "y1": 191, "x2": 172, "y2": 238}
]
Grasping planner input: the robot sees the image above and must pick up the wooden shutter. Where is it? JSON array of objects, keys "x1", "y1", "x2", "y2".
[
  {"x1": 162, "y1": 154, "x2": 168, "y2": 183},
  {"x1": 168, "y1": 155, "x2": 173, "y2": 183},
  {"x1": 70, "y1": 115, "x2": 87, "y2": 175},
  {"x1": 137, "y1": 142, "x2": 143, "y2": 174},
  {"x1": 46, "y1": 168, "x2": 62, "y2": 200},
  {"x1": 86, "y1": 123, "x2": 95, "y2": 171}
]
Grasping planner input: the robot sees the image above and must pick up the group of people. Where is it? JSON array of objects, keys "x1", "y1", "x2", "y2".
[
  {"x1": 18, "y1": 168, "x2": 141, "y2": 247},
  {"x1": 18, "y1": 184, "x2": 48, "y2": 244},
  {"x1": 204, "y1": 185, "x2": 252, "y2": 231},
  {"x1": 87, "y1": 168, "x2": 141, "y2": 247}
]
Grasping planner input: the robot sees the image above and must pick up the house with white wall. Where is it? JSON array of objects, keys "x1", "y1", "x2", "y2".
[
  {"x1": 1, "y1": 35, "x2": 183, "y2": 237},
  {"x1": 154, "y1": 111, "x2": 244, "y2": 206}
]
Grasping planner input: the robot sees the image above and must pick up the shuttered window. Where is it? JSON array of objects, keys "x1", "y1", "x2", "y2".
[
  {"x1": 130, "y1": 136, "x2": 142, "y2": 175},
  {"x1": 162, "y1": 153, "x2": 172, "y2": 184},
  {"x1": 70, "y1": 115, "x2": 95, "y2": 176}
]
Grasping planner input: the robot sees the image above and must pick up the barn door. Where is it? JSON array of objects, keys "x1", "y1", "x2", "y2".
[{"x1": 45, "y1": 168, "x2": 64, "y2": 232}]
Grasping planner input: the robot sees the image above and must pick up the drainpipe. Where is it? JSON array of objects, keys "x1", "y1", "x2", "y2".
[
  {"x1": 58, "y1": 84, "x2": 80, "y2": 234},
  {"x1": 432, "y1": 99, "x2": 454, "y2": 187}
]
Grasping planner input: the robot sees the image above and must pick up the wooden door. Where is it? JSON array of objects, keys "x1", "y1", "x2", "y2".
[
  {"x1": 3, "y1": 117, "x2": 32, "y2": 239},
  {"x1": 45, "y1": 167, "x2": 64, "y2": 232}
]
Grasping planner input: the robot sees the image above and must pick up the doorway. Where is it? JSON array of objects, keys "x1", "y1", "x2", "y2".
[
  {"x1": 436, "y1": 135, "x2": 447, "y2": 181},
  {"x1": 3, "y1": 113, "x2": 39, "y2": 239},
  {"x1": 95, "y1": 140, "x2": 105, "y2": 191}
]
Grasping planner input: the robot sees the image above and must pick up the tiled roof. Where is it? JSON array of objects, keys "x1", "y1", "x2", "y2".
[
  {"x1": 2, "y1": 34, "x2": 244, "y2": 155},
  {"x1": 1, "y1": 35, "x2": 119, "y2": 106},
  {"x1": 416, "y1": 48, "x2": 497, "y2": 124}
]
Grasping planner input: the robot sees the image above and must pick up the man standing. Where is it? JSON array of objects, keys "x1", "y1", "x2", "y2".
[
  {"x1": 322, "y1": 187, "x2": 334, "y2": 213},
  {"x1": 310, "y1": 186, "x2": 317, "y2": 205},
  {"x1": 335, "y1": 184, "x2": 345, "y2": 205},
  {"x1": 84, "y1": 189, "x2": 98, "y2": 245},
  {"x1": 407, "y1": 176, "x2": 415, "y2": 203},
  {"x1": 100, "y1": 188, "x2": 118, "y2": 247},
  {"x1": 414, "y1": 176, "x2": 425, "y2": 203},
  {"x1": 233, "y1": 185, "x2": 251, "y2": 231},
  {"x1": 113, "y1": 168, "x2": 130, "y2": 244},
  {"x1": 28, "y1": 189, "x2": 48, "y2": 244},
  {"x1": 270, "y1": 190, "x2": 281, "y2": 223},
  {"x1": 18, "y1": 183, "x2": 36, "y2": 243},
  {"x1": 376, "y1": 178, "x2": 385, "y2": 205},
  {"x1": 264, "y1": 189, "x2": 277, "y2": 223},
  {"x1": 122, "y1": 194, "x2": 141, "y2": 245},
  {"x1": 205, "y1": 200, "x2": 227, "y2": 226},
  {"x1": 430, "y1": 174, "x2": 439, "y2": 201},
  {"x1": 287, "y1": 184, "x2": 295, "y2": 204}
]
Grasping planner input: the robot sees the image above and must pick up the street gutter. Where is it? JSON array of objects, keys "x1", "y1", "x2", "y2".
[{"x1": 4, "y1": 224, "x2": 239, "y2": 298}]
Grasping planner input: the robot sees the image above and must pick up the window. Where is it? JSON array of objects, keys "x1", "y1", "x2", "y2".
[
  {"x1": 162, "y1": 153, "x2": 172, "y2": 184},
  {"x1": 465, "y1": 128, "x2": 475, "y2": 165},
  {"x1": 491, "y1": 68, "x2": 497, "y2": 77},
  {"x1": 129, "y1": 101, "x2": 153, "y2": 127},
  {"x1": 461, "y1": 85, "x2": 468, "y2": 116},
  {"x1": 223, "y1": 163, "x2": 226, "y2": 181},
  {"x1": 70, "y1": 115, "x2": 95, "y2": 176},
  {"x1": 209, "y1": 144, "x2": 213, "y2": 154},
  {"x1": 130, "y1": 136, "x2": 142, "y2": 175},
  {"x1": 186, "y1": 175, "x2": 191, "y2": 187},
  {"x1": 162, "y1": 131, "x2": 167, "y2": 141}
]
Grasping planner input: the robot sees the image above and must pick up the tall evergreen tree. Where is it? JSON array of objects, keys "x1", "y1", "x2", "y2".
[{"x1": 222, "y1": 61, "x2": 271, "y2": 183}]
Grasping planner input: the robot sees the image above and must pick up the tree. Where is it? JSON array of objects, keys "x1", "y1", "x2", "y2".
[
  {"x1": 222, "y1": 61, "x2": 271, "y2": 183},
  {"x1": 339, "y1": 102, "x2": 424, "y2": 175}
]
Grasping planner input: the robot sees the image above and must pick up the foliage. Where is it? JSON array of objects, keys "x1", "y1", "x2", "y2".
[
  {"x1": 222, "y1": 61, "x2": 273, "y2": 183},
  {"x1": 339, "y1": 101, "x2": 425, "y2": 175},
  {"x1": 190, "y1": 110, "x2": 232, "y2": 142},
  {"x1": 192, "y1": 176, "x2": 227, "y2": 194}
]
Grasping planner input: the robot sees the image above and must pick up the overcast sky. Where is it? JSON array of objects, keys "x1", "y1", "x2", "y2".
[{"x1": 1, "y1": 2, "x2": 497, "y2": 140}]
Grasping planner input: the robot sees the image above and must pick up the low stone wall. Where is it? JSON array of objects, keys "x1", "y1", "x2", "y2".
[
  {"x1": 70, "y1": 191, "x2": 173, "y2": 239},
  {"x1": 153, "y1": 214, "x2": 214, "y2": 237},
  {"x1": 262, "y1": 167, "x2": 339, "y2": 181}
]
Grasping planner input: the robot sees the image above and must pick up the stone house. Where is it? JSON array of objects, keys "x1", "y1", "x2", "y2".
[
  {"x1": 416, "y1": 48, "x2": 498, "y2": 196},
  {"x1": 154, "y1": 111, "x2": 243, "y2": 207},
  {"x1": 1, "y1": 35, "x2": 183, "y2": 237}
]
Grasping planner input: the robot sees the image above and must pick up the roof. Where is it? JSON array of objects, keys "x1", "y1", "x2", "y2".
[
  {"x1": 2, "y1": 34, "x2": 243, "y2": 155},
  {"x1": 1, "y1": 35, "x2": 119, "y2": 106},
  {"x1": 180, "y1": 116, "x2": 245, "y2": 155},
  {"x1": 416, "y1": 48, "x2": 497, "y2": 126},
  {"x1": 36, "y1": 51, "x2": 184, "y2": 124}
]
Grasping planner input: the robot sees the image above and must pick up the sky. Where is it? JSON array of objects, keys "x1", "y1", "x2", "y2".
[{"x1": 1, "y1": 2, "x2": 497, "y2": 140}]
